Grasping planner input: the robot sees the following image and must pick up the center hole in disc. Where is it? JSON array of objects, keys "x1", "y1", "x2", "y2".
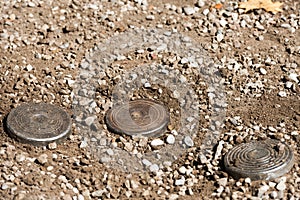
[
  {"x1": 32, "y1": 114, "x2": 48, "y2": 123},
  {"x1": 248, "y1": 148, "x2": 268, "y2": 159},
  {"x1": 129, "y1": 107, "x2": 151, "y2": 126},
  {"x1": 131, "y1": 111, "x2": 142, "y2": 120}
]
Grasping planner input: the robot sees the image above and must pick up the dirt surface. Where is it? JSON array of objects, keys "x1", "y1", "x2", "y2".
[{"x1": 0, "y1": 0, "x2": 299, "y2": 199}]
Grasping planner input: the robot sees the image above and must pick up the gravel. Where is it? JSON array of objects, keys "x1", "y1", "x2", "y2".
[{"x1": 0, "y1": 0, "x2": 299, "y2": 199}]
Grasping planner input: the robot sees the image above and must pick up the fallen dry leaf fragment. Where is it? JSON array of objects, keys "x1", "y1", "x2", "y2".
[
  {"x1": 214, "y1": 3, "x2": 223, "y2": 9},
  {"x1": 239, "y1": 0, "x2": 283, "y2": 13}
]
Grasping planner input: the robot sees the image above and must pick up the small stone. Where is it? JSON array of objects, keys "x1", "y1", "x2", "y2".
[
  {"x1": 199, "y1": 154, "x2": 208, "y2": 164},
  {"x1": 259, "y1": 68, "x2": 267, "y2": 75},
  {"x1": 175, "y1": 178, "x2": 185, "y2": 186},
  {"x1": 78, "y1": 194, "x2": 84, "y2": 200},
  {"x1": 92, "y1": 190, "x2": 106, "y2": 197},
  {"x1": 106, "y1": 148, "x2": 114, "y2": 156},
  {"x1": 48, "y1": 142, "x2": 57, "y2": 149},
  {"x1": 171, "y1": 129, "x2": 178, "y2": 135},
  {"x1": 58, "y1": 175, "x2": 68, "y2": 183},
  {"x1": 270, "y1": 191, "x2": 278, "y2": 199},
  {"x1": 285, "y1": 81, "x2": 293, "y2": 89},
  {"x1": 173, "y1": 90, "x2": 180, "y2": 98},
  {"x1": 37, "y1": 153, "x2": 48, "y2": 165},
  {"x1": 13, "y1": 193, "x2": 26, "y2": 200},
  {"x1": 245, "y1": 177, "x2": 251, "y2": 184},
  {"x1": 26, "y1": 65, "x2": 33, "y2": 71},
  {"x1": 15, "y1": 154, "x2": 26, "y2": 162},
  {"x1": 183, "y1": 7, "x2": 195, "y2": 15},
  {"x1": 281, "y1": 24, "x2": 291, "y2": 29},
  {"x1": 149, "y1": 164, "x2": 159, "y2": 172},
  {"x1": 169, "y1": 194, "x2": 179, "y2": 200},
  {"x1": 183, "y1": 136, "x2": 194, "y2": 147},
  {"x1": 289, "y1": 73, "x2": 298, "y2": 83},
  {"x1": 84, "y1": 116, "x2": 95, "y2": 126},
  {"x1": 269, "y1": 181, "x2": 276, "y2": 187},
  {"x1": 214, "y1": 140, "x2": 224, "y2": 160},
  {"x1": 166, "y1": 135, "x2": 175, "y2": 144},
  {"x1": 203, "y1": 8, "x2": 209, "y2": 15},
  {"x1": 151, "y1": 139, "x2": 164, "y2": 147},
  {"x1": 28, "y1": 2, "x2": 36, "y2": 7},
  {"x1": 268, "y1": 126, "x2": 277, "y2": 132},
  {"x1": 255, "y1": 22, "x2": 264, "y2": 30},
  {"x1": 197, "y1": 0, "x2": 205, "y2": 7},
  {"x1": 124, "y1": 142, "x2": 133, "y2": 152},
  {"x1": 218, "y1": 178, "x2": 228, "y2": 187},
  {"x1": 146, "y1": 15, "x2": 155, "y2": 20},
  {"x1": 131, "y1": 180, "x2": 139, "y2": 189},
  {"x1": 180, "y1": 57, "x2": 189, "y2": 64},
  {"x1": 276, "y1": 181, "x2": 286, "y2": 191},
  {"x1": 216, "y1": 186, "x2": 224, "y2": 194},
  {"x1": 42, "y1": 55, "x2": 52, "y2": 60},
  {"x1": 100, "y1": 157, "x2": 111, "y2": 163},
  {"x1": 291, "y1": 131, "x2": 299, "y2": 136},
  {"x1": 219, "y1": 18, "x2": 228, "y2": 27},
  {"x1": 144, "y1": 82, "x2": 151, "y2": 88},
  {"x1": 216, "y1": 33, "x2": 224, "y2": 42},
  {"x1": 178, "y1": 166, "x2": 187, "y2": 174},
  {"x1": 1, "y1": 183, "x2": 9, "y2": 190},
  {"x1": 80, "y1": 140, "x2": 88, "y2": 148},
  {"x1": 278, "y1": 91, "x2": 287, "y2": 97},
  {"x1": 257, "y1": 185, "x2": 269, "y2": 197}
]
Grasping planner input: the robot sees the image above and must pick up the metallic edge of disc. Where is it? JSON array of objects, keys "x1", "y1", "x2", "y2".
[
  {"x1": 6, "y1": 103, "x2": 72, "y2": 146},
  {"x1": 105, "y1": 99, "x2": 170, "y2": 137},
  {"x1": 223, "y1": 139, "x2": 294, "y2": 181}
]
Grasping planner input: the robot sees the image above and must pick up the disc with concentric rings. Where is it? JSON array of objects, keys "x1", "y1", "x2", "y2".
[
  {"x1": 6, "y1": 103, "x2": 72, "y2": 146},
  {"x1": 105, "y1": 99, "x2": 169, "y2": 137},
  {"x1": 224, "y1": 139, "x2": 294, "y2": 180}
]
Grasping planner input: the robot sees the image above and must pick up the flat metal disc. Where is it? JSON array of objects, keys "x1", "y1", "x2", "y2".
[
  {"x1": 105, "y1": 99, "x2": 170, "y2": 137},
  {"x1": 224, "y1": 139, "x2": 294, "y2": 180},
  {"x1": 6, "y1": 103, "x2": 72, "y2": 146}
]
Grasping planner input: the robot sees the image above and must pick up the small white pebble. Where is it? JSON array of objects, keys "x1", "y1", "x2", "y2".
[
  {"x1": 203, "y1": 8, "x2": 209, "y2": 15},
  {"x1": 259, "y1": 68, "x2": 267, "y2": 75},
  {"x1": 144, "y1": 82, "x2": 151, "y2": 88},
  {"x1": 278, "y1": 91, "x2": 287, "y2": 97},
  {"x1": 175, "y1": 178, "x2": 185, "y2": 186},
  {"x1": 178, "y1": 166, "x2": 187, "y2": 174},
  {"x1": 151, "y1": 139, "x2": 164, "y2": 147},
  {"x1": 245, "y1": 177, "x2": 251, "y2": 184},
  {"x1": 289, "y1": 73, "x2": 298, "y2": 83},
  {"x1": 166, "y1": 135, "x2": 175, "y2": 144},
  {"x1": 37, "y1": 153, "x2": 48, "y2": 164},
  {"x1": 48, "y1": 142, "x2": 57, "y2": 150},
  {"x1": 183, "y1": 136, "x2": 194, "y2": 147},
  {"x1": 28, "y1": 2, "x2": 35, "y2": 7},
  {"x1": 1, "y1": 183, "x2": 9, "y2": 190},
  {"x1": 276, "y1": 181, "x2": 286, "y2": 191},
  {"x1": 218, "y1": 178, "x2": 228, "y2": 187},
  {"x1": 257, "y1": 185, "x2": 269, "y2": 197},
  {"x1": 142, "y1": 159, "x2": 152, "y2": 167},
  {"x1": 78, "y1": 194, "x2": 84, "y2": 200},
  {"x1": 149, "y1": 164, "x2": 159, "y2": 172}
]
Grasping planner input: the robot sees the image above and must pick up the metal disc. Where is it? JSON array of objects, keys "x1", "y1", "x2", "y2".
[
  {"x1": 6, "y1": 103, "x2": 72, "y2": 146},
  {"x1": 105, "y1": 99, "x2": 170, "y2": 137},
  {"x1": 224, "y1": 139, "x2": 294, "y2": 180}
]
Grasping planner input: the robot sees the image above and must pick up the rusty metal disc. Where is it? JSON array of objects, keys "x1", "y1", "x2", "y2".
[
  {"x1": 105, "y1": 99, "x2": 169, "y2": 137},
  {"x1": 224, "y1": 139, "x2": 294, "y2": 180},
  {"x1": 6, "y1": 103, "x2": 72, "y2": 146}
]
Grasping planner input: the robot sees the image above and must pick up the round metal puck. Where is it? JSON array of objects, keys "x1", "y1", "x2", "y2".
[
  {"x1": 6, "y1": 103, "x2": 72, "y2": 146},
  {"x1": 105, "y1": 99, "x2": 169, "y2": 137},
  {"x1": 224, "y1": 139, "x2": 294, "y2": 180}
]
